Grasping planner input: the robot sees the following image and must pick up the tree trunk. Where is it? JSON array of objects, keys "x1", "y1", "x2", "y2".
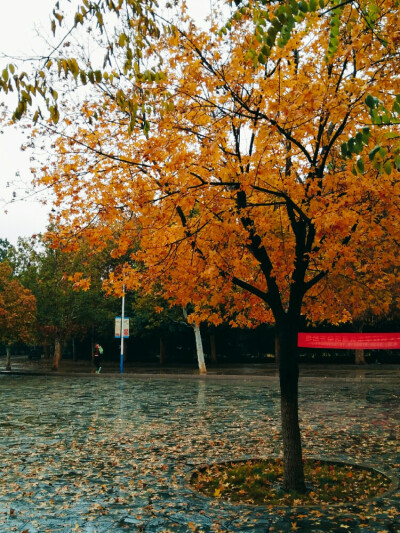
[
  {"x1": 355, "y1": 348, "x2": 366, "y2": 365},
  {"x1": 52, "y1": 336, "x2": 62, "y2": 371},
  {"x1": 183, "y1": 307, "x2": 207, "y2": 375},
  {"x1": 275, "y1": 328, "x2": 280, "y2": 366},
  {"x1": 354, "y1": 324, "x2": 366, "y2": 364},
  {"x1": 159, "y1": 337, "x2": 166, "y2": 365},
  {"x1": 72, "y1": 338, "x2": 76, "y2": 362},
  {"x1": 209, "y1": 334, "x2": 217, "y2": 363},
  {"x1": 277, "y1": 318, "x2": 306, "y2": 492},
  {"x1": 5, "y1": 346, "x2": 11, "y2": 371},
  {"x1": 193, "y1": 323, "x2": 207, "y2": 375}
]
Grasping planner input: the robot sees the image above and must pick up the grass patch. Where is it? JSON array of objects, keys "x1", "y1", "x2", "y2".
[{"x1": 190, "y1": 458, "x2": 391, "y2": 506}]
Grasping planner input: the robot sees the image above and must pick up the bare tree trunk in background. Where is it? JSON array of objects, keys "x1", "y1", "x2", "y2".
[
  {"x1": 52, "y1": 336, "x2": 62, "y2": 371},
  {"x1": 5, "y1": 346, "x2": 11, "y2": 371},
  {"x1": 183, "y1": 307, "x2": 207, "y2": 375},
  {"x1": 193, "y1": 323, "x2": 206, "y2": 374}
]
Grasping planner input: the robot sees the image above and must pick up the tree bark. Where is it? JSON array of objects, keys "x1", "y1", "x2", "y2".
[
  {"x1": 355, "y1": 348, "x2": 366, "y2": 365},
  {"x1": 183, "y1": 307, "x2": 207, "y2": 375},
  {"x1": 277, "y1": 317, "x2": 306, "y2": 492},
  {"x1": 274, "y1": 327, "x2": 280, "y2": 366},
  {"x1": 354, "y1": 324, "x2": 366, "y2": 364},
  {"x1": 5, "y1": 346, "x2": 11, "y2": 371},
  {"x1": 52, "y1": 336, "x2": 62, "y2": 371},
  {"x1": 193, "y1": 323, "x2": 207, "y2": 375}
]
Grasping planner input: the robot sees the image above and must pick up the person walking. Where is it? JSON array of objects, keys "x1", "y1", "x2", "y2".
[{"x1": 93, "y1": 343, "x2": 103, "y2": 373}]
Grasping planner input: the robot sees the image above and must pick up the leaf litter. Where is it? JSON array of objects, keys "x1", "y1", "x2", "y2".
[{"x1": 0, "y1": 374, "x2": 399, "y2": 532}]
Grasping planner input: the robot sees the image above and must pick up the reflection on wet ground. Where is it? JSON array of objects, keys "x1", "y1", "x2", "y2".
[{"x1": 0, "y1": 372, "x2": 399, "y2": 532}]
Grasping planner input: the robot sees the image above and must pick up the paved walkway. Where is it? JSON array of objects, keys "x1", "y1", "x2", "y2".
[
  {"x1": 3, "y1": 354, "x2": 400, "y2": 379},
  {"x1": 0, "y1": 367, "x2": 399, "y2": 532}
]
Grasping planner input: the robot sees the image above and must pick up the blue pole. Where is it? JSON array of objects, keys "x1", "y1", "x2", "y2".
[{"x1": 120, "y1": 285, "x2": 125, "y2": 373}]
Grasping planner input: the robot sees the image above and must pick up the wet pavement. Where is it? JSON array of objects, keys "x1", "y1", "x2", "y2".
[{"x1": 0, "y1": 366, "x2": 399, "y2": 532}]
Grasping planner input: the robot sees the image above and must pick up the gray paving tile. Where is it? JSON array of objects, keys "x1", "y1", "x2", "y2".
[{"x1": 0, "y1": 372, "x2": 399, "y2": 531}]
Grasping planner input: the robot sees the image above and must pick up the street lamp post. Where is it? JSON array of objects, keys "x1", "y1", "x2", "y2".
[{"x1": 120, "y1": 284, "x2": 125, "y2": 374}]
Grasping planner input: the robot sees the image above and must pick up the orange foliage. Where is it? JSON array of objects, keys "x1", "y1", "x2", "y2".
[
  {"x1": 0, "y1": 263, "x2": 37, "y2": 345},
  {"x1": 36, "y1": 0, "x2": 399, "y2": 329}
]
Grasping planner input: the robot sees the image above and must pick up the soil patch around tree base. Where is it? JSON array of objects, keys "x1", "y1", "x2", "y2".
[{"x1": 188, "y1": 457, "x2": 397, "y2": 508}]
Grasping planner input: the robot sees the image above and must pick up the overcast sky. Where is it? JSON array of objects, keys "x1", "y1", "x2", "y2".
[
  {"x1": 0, "y1": 0, "x2": 58, "y2": 245},
  {"x1": 0, "y1": 0, "x2": 217, "y2": 246}
]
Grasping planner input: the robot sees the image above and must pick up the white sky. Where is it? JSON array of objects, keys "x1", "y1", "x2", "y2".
[
  {"x1": 0, "y1": 0, "x2": 57, "y2": 245},
  {"x1": 0, "y1": 0, "x2": 217, "y2": 246}
]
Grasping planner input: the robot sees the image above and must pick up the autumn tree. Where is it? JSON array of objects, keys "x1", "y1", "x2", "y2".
[
  {"x1": 10, "y1": 236, "x2": 117, "y2": 369},
  {"x1": 0, "y1": 262, "x2": 36, "y2": 370},
  {"x1": 2, "y1": 0, "x2": 400, "y2": 492}
]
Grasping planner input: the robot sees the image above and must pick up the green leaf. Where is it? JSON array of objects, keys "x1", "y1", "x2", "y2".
[
  {"x1": 368, "y1": 146, "x2": 380, "y2": 160},
  {"x1": 289, "y1": 0, "x2": 299, "y2": 15},
  {"x1": 298, "y1": 1, "x2": 309, "y2": 12},
  {"x1": 383, "y1": 161, "x2": 392, "y2": 175},
  {"x1": 258, "y1": 53, "x2": 266, "y2": 64},
  {"x1": 392, "y1": 101, "x2": 400, "y2": 114},
  {"x1": 271, "y1": 17, "x2": 282, "y2": 30},
  {"x1": 277, "y1": 12, "x2": 287, "y2": 23},
  {"x1": 261, "y1": 45, "x2": 271, "y2": 57},
  {"x1": 50, "y1": 105, "x2": 59, "y2": 124},
  {"x1": 385, "y1": 131, "x2": 399, "y2": 139},
  {"x1": 365, "y1": 94, "x2": 375, "y2": 108}
]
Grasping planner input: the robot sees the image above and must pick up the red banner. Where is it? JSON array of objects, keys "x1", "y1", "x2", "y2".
[{"x1": 297, "y1": 333, "x2": 400, "y2": 350}]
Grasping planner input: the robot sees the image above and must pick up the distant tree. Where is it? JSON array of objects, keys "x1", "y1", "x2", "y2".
[
  {"x1": 130, "y1": 289, "x2": 207, "y2": 370},
  {"x1": 0, "y1": 262, "x2": 36, "y2": 370},
  {"x1": 10, "y1": 236, "x2": 117, "y2": 369},
  {"x1": 0, "y1": 239, "x2": 13, "y2": 262}
]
